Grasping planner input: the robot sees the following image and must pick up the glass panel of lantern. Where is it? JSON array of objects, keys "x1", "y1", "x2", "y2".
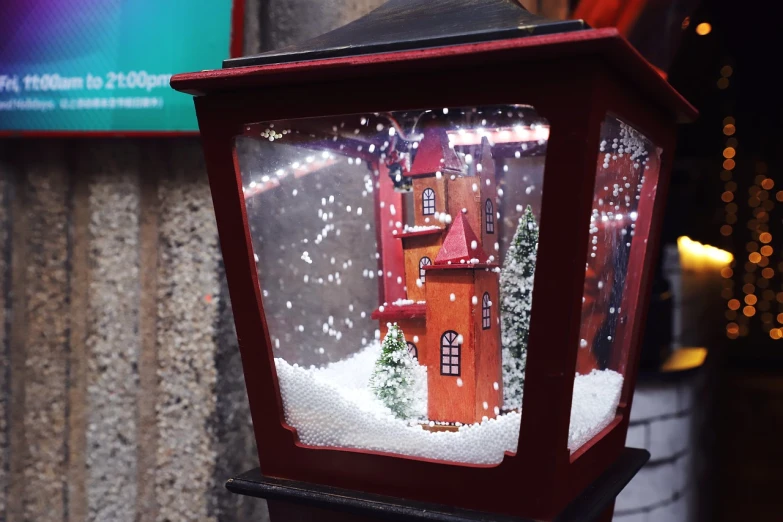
[
  {"x1": 234, "y1": 104, "x2": 634, "y2": 465},
  {"x1": 568, "y1": 115, "x2": 662, "y2": 452}
]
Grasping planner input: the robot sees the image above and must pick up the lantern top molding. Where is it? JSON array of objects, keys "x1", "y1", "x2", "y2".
[
  {"x1": 171, "y1": 0, "x2": 695, "y2": 123},
  {"x1": 223, "y1": 0, "x2": 586, "y2": 68}
]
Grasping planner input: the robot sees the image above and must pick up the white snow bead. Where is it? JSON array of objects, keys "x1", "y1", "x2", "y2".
[
  {"x1": 397, "y1": 276, "x2": 402, "y2": 284},
  {"x1": 494, "y1": 242, "x2": 499, "y2": 251},
  {"x1": 457, "y1": 378, "x2": 464, "y2": 387},
  {"x1": 413, "y1": 336, "x2": 419, "y2": 343},
  {"x1": 516, "y1": 204, "x2": 523, "y2": 212},
  {"x1": 494, "y1": 406, "x2": 500, "y2": 415},
  {"x1": 286, "y1": 301, "x2": 292, "y2": 309},
  {"x1": 449, "y1": 293, "x2": 456, "y2": 302},
  {"x1": 493, "y1": 382, "x2": 499, "y2": 390},
  {"x1": 580, "y1": 339, "x2": 588, "y2": 348},
  {"x1": 472, "y1": 296, "x2": 478, "y2": 305},
  {"x1": 416, "y1": 279, "x2": 423, "y2": 288},
  {"x1": 472, "y1": 183, "x2": 478, "y2": 192},
  {"x1": 435, "y1": 171, "x2": 442, "y2": 179},
  {"x1": 483, "y1": 402, "x2": 489, "y2": 410},
  {"x1": 470, "y1": 240, "x2": 478, "y2": 250},
  {"x1": 379, "y1": 306, "x2": 385, "y2": 312},
  {"x1": 456, "y1": 334, "x2": 464, "y2": 344}
]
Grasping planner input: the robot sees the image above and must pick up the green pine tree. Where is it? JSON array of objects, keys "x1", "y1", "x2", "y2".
[
  {"x1": 500, "y1": 205, "x2": 539, "y2": 410},
  {"x1": 370, "y1": 323, "x2": 418, "y2": 420}
]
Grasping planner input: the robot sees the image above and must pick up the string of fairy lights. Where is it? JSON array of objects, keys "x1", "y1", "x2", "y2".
[{"x1": 719, "y1": 69, "x2": 781, "y2": 340}]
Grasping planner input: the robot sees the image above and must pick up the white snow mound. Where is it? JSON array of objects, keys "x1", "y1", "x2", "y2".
[{"x1": 274, "y1": 343, "x2": 622, "y2": 464}]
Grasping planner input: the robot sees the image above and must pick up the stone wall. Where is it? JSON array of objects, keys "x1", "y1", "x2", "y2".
[{"x1": 0, "y1": 2, "x2": 389, "y2": 521}]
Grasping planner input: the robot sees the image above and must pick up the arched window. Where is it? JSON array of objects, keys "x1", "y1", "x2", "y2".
[
  {"x1": 419, "y1": 256, "x2": 432, "y2": 282},
  {"x1": 482, "y1": 293, "x2": 491, "y2": 330},
  {"x1": 440, "y1": 330, "x2": 461, "y2": 376},
  {"x1": 422, "y1": 188, "x2": 436, "y2": 215},
  {"x1": 485, "y1": 199, "x2": 494, "y2": 234},
  {"x1": 406, "y1": 342, "x2": 418, "y2": 360}
]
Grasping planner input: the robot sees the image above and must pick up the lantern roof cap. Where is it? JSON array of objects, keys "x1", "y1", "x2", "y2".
[{"x1": 224, "y1": 0, "x2": 586, "y2": 69}]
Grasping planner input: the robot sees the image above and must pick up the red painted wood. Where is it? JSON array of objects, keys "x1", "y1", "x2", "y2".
[
  {"x1": 409, "y1": 127, "x2": 463, "y2": 176},
  {"x1": 434, "y1": 212, "x2": 488, "y2": 265},
  {"x1": 374, "y1": 162, "x2": 406, "y2": 305},
  {"x1": 178, "y1": 27, "x2": 694, "y2": 520},
  {"x1": 229, "y1": 0, "x2": 246, "y2": 59}
]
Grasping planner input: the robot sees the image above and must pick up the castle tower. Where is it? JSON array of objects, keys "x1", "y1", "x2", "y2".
[{"x1": 422, "y1": 212, "x2": 503, "y2": 424}]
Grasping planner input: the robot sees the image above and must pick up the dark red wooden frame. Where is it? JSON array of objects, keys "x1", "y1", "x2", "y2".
[{"x1": 172, "y1": 28, "x2": 695, "y2": 520}]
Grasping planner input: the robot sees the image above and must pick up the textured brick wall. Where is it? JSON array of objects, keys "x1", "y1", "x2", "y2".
[
  {"x1": 0, "y1": 2, "x2": 390, "y2": 521},
  {"x1": 615, "y1": 374, "x2": 704, "y2": 522}
]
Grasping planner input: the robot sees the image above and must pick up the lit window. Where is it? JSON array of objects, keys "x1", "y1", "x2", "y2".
[
  {"x1": 482, "y1": 293, "x2": 491, "y2": 329},
  {"x1": 419, "y1": 256, "x2": 432, "y2": 282},
  {"x1": 485, "y1": 199, "x2": 494, "y2": 233},
  {"x1": 406, "y1": 342, "x2": 418, "y2": 360},
  {"x1": 423, "y1": 188, "x2": 435, "y2": 215},
  {"x1": 440, "y1": 330, "x2": 461, "y2": 376}
]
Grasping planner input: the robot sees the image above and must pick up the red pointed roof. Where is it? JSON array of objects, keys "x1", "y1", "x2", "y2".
[
  {"x1": 434, "y1": 212, "x2": 488, "y2": 265},
  {"x1": 408, "y1": 127, "x2": 463, "y2": 177}
]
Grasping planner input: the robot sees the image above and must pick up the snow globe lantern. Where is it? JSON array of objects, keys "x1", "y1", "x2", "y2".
[{"x1": 171, "y1": 0, "x2": 695, "y2": 519}]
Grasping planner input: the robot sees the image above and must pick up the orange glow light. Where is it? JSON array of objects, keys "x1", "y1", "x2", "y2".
[
  {"x1": 723, "y1": 147, "x2": 736, "y2": 159},
  {"x1": 761, "y1": 245, "x2": 774, "y2": 256},
  {"x1": 723, "y1": 159, "x2": 736, "y2": 170},
  {"x1": 762, "y1": 267, "x2": 775, "y2": 279},
  {"x1": 728, "y1": 299, "x2": 741, "y2": 310},
  {"x1": 760, "y1": 232, "x2": 772, "y2": 243},
  {"x1": 723, "y1": 124, "x2": 736, "y2": 136},
  {"x1": 762, "y1": 179, "x2": 775, "y2": 190},
  {"x1": 743, "y1": 306, "x2": 756, "y2": 317},
  {"x1": 721, "y1": 267, "x2": 733, "y2": 278},
  {"x1": 721, "y1": 191, "x2": 734, "y2": 202},
  {"x1": 749, "y1": 252, "x2": 762, "y2": 263},
  {"x1": 771, "y1": 329, "x2": 783, "y2": 340},
  {"x1": 745, "y1": 295, "x2": 758, "y2": 305},
  {"x1": 696, "y1": 22, "x2": 712, "y2": 35}
]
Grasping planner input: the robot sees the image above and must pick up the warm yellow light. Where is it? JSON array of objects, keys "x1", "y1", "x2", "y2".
[
  {"x1": 696, "y1": 22, "x2": 712, "y2": 35},
  {"x1": 761, "y1": 245, "x2": 773, "y2": 256},
  {"x1": 760, "y1": 232, "x2": 772, "y2": 243},
  {"x1": 677, "y1": 236, "x2": 733, "y2": 270},
  {"x1": 727, "y1": 322, "x2": 740, "y2": 334},
  {"x1": 749, "y1": 252, "x2": 762, "y2": 263}
]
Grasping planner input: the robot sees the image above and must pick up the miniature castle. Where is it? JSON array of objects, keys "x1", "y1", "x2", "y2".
[{"x1": 372, "y1": 129, "x2": 503, "y2": 424}]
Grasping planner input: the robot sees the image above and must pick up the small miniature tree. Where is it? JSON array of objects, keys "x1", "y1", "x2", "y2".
[
  {"x1": 371, "y1": 323, "x2": 418, "y2": 420},
  {"x1": 500, "y1": 205, "x2": 539, "y2": 410}
]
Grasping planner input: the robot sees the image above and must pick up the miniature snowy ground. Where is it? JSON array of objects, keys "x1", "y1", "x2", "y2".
[{"x1": 274, "y1": 343, "x2": 622, "y2": 465}]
